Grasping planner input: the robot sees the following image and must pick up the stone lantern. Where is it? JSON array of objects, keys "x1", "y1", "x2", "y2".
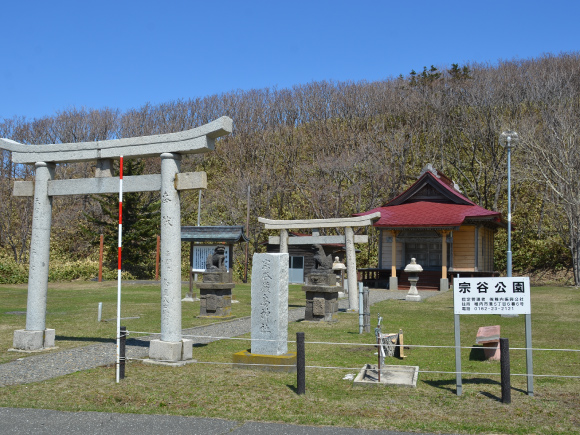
[
  {"x1": 404, "y1": 258, "x2": 423, "y2": 302},
  {"x1": 332, "y1": 256, "x2": 346, "y2": 293}
]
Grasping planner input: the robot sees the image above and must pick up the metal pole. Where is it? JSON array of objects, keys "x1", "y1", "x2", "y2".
[
  {"x1": 244, "y1": 185, "x2": 250, "y2": 283},
  {"x1": 296, "y1": 332, "x2": 305, "y2": 395},
  {"x1": 116, "y1": 156, "x2": 123, "y2": 384},
  {"x1": 119, "y1": 326, "x2": 127, "y2": 380},
  {"x1": 507, "y1": 138, "x2": 512, "y2": 277},
  {"x1": 525, "y1": 313, "x2": 534, "y2": 396},
  {"x1": 363, "y1": 287, "x2": 370, "y2": 333},
  {"x1": 358, "y1": 282, "x2": 364, "y2": 334},
  {"x1": 98, "y1": 234, "x2": 104, "y2": 282},
  {"x1": 454, "y1": 313, "x2": 462, "y2": 396},
  {"x1": 377, "y1": 335, "x2": 382, "y2": 383},
  {"x1": 500, "y1": 337, "x2": 511, "y2": 404}
]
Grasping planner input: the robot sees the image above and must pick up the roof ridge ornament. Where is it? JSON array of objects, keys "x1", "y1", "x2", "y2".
[{"x1": 419, "y1": 163, "x2": 439, "y2": 178}]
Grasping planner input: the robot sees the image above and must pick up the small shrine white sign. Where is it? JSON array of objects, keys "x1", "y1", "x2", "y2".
[
  {"x1": 192, "y1": 245, "x2": 230, "y2": 272},
  {"x1": 453, "y1": 277, "x2": 531, "y2": 315}
]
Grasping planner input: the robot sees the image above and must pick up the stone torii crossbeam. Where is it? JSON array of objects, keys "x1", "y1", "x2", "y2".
[
  {"x1": 1, "y1": 116, "x2": 232, "y2": 363},
  {"x1": 258, "y1": 213, "x2": 381, "y2": 310}
]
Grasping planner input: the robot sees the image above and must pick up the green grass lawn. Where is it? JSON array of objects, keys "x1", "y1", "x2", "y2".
[{"x1": 1, "y1": 283, "x2": 579, "y2": 434}]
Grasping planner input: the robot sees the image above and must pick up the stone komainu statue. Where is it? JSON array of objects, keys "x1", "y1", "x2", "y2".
[
  {"x1": 311, "y1": 244, "x2": 333, "y2": 273},
  {"x1": 206, "y1": 246, "x2": 226, "y2": 271}
]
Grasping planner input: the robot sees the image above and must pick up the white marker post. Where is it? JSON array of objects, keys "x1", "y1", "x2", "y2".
[{"x1": 116, "y1": 156, "x2": 124, "y2": 383}]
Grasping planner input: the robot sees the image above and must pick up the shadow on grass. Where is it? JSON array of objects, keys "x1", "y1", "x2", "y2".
[
  {"x1": 286, "y1": 383, "x2": 300, "y2": 394},
  {"x1": 469, "y1": 345, "x2": 486, "y2": 361},
  {"x1": 422, "y1": 377, "x2": 527, "y2": 396},
  {"x1": 55, "y1": 335, "x2": 152, "y2": 349},
  {"x1": 56, "y1": 335, "x2": 115, "y2": 344}
]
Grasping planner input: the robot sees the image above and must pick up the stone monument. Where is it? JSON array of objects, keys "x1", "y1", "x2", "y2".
[
  {"x1": 196, "y1": 246, "x2": 235, "y2": 318},
  {"x1": 233, "y1": 252, "x2": 296, "y2": 371},
  {"x1": 404, "y1": 258, "x2": 423, "y2": 302},
  {"x1": 302, "y1": 245, "x2": 339, "y2": 321}
]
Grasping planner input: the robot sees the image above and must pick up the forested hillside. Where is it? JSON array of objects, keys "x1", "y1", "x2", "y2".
[{"x1": 1, "y1": 52, "x2": 579, "y2": 284}]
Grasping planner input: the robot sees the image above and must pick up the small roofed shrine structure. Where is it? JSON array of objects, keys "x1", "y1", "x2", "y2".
[
  {"x1": 356, "y1": 165, "x2": 505, "y2": 291},
  {"x1": 181, "y1": 226, "x2": 248, "y2": 299}
]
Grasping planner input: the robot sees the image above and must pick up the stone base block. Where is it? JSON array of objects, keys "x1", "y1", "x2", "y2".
[
  {"x1": 482, "y1": 341, "x2": 501, "y2": 360},
  {"x1": 440, "y1": 278, "x2": 449, "y2": 292},
  {"x1": 389, "y1": 276, "x2": 398, "y2": 291},
  {"x1": 405, "y1": 294, "x2": 422, "y2": 302},
  {"x1": 306, "y1": 272, "x2": 337, "y2": 286},
  {"x1": 198, "y1": 287, "x2": 233, "y2": 317},
  {"x1": 149, "y1": 339, "x2": 193, "y2": 363},
  {"x1": 304, "y1": 289, "x2": 339, "y2": 321},
  {"x1": 12, "y1": 329, "x2": 56, "y2": 351},
  {"x1": 233, "y1": 350, "x2": 297, "y2": 373},
  {"x1": 202, "y1": 270, "x2": 232, "y2": 283}
]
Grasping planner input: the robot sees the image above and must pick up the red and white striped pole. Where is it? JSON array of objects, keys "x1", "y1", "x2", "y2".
[{"x1": 116, "y1": 156, "x2": 123, "y2": 383}]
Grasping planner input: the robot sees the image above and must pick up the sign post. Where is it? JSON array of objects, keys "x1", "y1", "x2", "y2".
[{"x1": 453, "y1": 276, "x2": 533, "y2": 396}]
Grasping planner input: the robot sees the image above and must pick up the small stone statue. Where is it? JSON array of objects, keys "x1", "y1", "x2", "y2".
[
  {"x1": 311, "y1": 244, "x2": 333, "y2": 273},
  {"x1": 206, "y1": 246, "x2": 227, "y2": 271}
]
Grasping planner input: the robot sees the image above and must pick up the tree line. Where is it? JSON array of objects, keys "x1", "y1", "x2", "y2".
[{"x1": 1, "y1": 52, "x2": 579, "y2": 283}]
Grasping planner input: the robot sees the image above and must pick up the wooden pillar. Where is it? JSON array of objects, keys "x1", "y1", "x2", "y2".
[
  {"x1": 389, "y1": 230, "x2": 399, "y2": 291},
  {"x1": 441, "y1": 230, "x2": 449, "y2": 279},
  {"x1": 440, "y1": 230, "x2": 449, "y2": 292},
  {"x1": 391, "y1": 230, "x2": 398, "y2": 277}
]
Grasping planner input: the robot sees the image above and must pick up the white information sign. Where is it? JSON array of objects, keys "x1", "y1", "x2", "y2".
[
  {"x1": 453, "y1": 277, "x2": 531, "y2": 315},
  {"x1": 191, "y1": 245, "x2": 230, "y2": 272}
]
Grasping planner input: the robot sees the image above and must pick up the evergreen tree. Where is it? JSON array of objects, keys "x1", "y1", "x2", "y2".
[{"x1": 83, "y1": 158, "x2": 160, "y2": 278}]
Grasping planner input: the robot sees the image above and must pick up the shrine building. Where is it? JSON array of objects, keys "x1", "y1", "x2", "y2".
[{"x1": 357, "y1": 165, "x2": 505, "y2": 291}]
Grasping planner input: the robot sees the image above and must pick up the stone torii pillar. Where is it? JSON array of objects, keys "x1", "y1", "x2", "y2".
[
  {"x1": 258, "y1": 213, "x2": 380, "y2": 311},
  {"x1": 1, "y1": 117, "x2": 232, "y2": 360}
]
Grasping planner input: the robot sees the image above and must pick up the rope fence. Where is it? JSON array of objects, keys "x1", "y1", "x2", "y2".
[
  {"x1": 124, "y1": 329, "x2": 580, "y2": 353},
  {"x1": 121, "y1": 328, "x2": 580, "y2": 380}
]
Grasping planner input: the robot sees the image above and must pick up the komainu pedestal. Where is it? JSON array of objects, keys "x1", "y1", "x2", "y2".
[
  {"x1": 197, "y1": 271, "x2": 235, "y2": 318},
  {"x1": 303, "y1": 272, "x2": 339, "y2": 322}
]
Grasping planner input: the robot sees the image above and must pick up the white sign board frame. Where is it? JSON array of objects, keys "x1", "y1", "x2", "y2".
[
  {"x1": 452, "y1": 276, "x2": 533, "y2": 398},
  {"x1": 453, "y1": 277, "x2": 531, "y2": 315}
]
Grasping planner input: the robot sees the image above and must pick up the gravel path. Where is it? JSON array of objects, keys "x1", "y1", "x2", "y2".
[{"x1": 0, "y1": 289, "x2": 441, "y2": 386}]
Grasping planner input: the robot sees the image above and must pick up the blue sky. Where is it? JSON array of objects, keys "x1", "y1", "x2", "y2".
[{"x1": 1, "y1": 0, "x2": 578, "y2": 121}]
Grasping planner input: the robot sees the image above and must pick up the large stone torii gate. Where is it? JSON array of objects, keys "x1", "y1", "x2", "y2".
[
  {"x1": 0, "y1": 117, "x2": 232, "y2": 363},
  {"x1": 258, "y1": 213, "x2": 381, "y2": 311}
]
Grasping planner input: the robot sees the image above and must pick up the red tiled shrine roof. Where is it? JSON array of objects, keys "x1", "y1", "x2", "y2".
[{"x1": 356, "y1": 166, "x2": 504, "y2": 229}]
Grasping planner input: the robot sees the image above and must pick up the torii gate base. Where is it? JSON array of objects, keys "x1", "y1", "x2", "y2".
[{"x1": 11, "y1": 329, "x2": 55, "y2": 352}]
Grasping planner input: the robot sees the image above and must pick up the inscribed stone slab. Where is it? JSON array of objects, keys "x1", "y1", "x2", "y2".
[{"x1": 251, "y1": 253, "x2": 289, "y2": 356}]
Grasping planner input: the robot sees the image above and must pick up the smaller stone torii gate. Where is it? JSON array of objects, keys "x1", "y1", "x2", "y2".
[
  {"x1": 258, "y1": 213, "x2": 381, "y2": 310},
  {"x1": 0, "y1": 117, "x2": 232, "y2": 363}
]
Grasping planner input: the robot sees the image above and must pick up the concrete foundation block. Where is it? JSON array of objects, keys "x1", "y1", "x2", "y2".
[
  {"x1": 389, "y1": 276, "x2": 398, "y2": 291},
  {"x1": 440, "y1": 278, "x2": 449, "y2": 292},
  {"x1": 233, "y1": 350, "x2": 297, "y2": 373},
  {"x1": 44, "y1": 329, "x2": 55, "y2": 348},
  {"x1": 182, "y1": 339, "x2": 193, "y2": 360},
  {"x1": 149, "y1": 339, "x2": 183, "y2": 362},
  {"x1": 13, "y1": 329, "x2": 44, "y2": 351}
]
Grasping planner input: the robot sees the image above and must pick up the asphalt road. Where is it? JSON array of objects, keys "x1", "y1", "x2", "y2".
[{"x1": 0, "y1": 408, "x2": 455, "y2": 435}]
